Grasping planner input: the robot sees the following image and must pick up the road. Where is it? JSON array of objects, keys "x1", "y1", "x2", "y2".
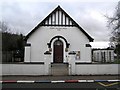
[
  {"x1": 2, "y1": 82, "x2": 120, "y2": 90},
  {"x1": 1, "y1": 75, "x2": 119, "y2": 90}
]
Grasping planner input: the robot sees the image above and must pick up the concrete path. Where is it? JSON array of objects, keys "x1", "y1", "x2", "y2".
[{"x1": 1, "y1": 75, "x2": 119, "y2": 81}]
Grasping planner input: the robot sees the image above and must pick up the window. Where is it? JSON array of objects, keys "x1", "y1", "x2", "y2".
[
  {"x1": 97, "y1": 52, "x2": 99, "y2": 61},
  {"x1": 103, "y1": 52, "x2": 106, "y2": 62},
  {"x1": 101, "y1": 52, "x2": 103, "y2": 62},
  {"x1": 109, "y1": 51, "x2": 111, "y2": 62},
  {"x1": 101, "y1": 51, "x2": 106, "y2": 63}
]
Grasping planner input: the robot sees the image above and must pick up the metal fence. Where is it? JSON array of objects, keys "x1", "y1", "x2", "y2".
[{"x1": 2, "y1": 51, "x2": 24, "y2": 62}]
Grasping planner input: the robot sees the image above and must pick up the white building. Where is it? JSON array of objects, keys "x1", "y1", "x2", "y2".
[
  {"x1": 24, "y1": 6, "x2": 94, "y2": 75},
  {"x1": 93, "y1": 48, "x2": 114, "y2": 63}
]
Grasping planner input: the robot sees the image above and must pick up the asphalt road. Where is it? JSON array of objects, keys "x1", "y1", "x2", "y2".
[{"x1": 2, "y1": 82, "x2": 120, "y2": 90}]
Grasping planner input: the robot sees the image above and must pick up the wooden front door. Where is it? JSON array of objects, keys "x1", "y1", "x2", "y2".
[{"x1": 53, "y1": 40, "x2": 63, "y2": 63}]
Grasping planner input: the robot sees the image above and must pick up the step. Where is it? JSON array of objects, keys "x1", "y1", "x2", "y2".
[
  {"x1": 51, "y1": 63, "x2": 68, "y2": 67},
  {"x1": 51, "y1": 63, "x2": 69, "y2": 75}
]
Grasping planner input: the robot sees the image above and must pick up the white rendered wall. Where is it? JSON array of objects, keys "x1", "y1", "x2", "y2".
[
  {"x1": 24, "y1": 46, "x2": 31, "y2": 62},
  {"x1": 1, "y1": 64, "x2": 119, "y2": 75},
  {"x1": 44, "y1": 54, "x2": 52, "y2": 75},
  {"x1": 2, "y1": 64, "x2": 45, "y2": 75},
  {"x1": 26, "y1": 26, "x2": 91, "y2": 63},
  {"x1": 69, "y1": 55, "x2": 76, "y2": 75},
  {"x1": 75, "y1": 64, "x2": 119, "y2": 75}
]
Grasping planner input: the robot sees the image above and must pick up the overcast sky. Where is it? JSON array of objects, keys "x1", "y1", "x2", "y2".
[{"x1": 1, "y1": 0, "x2": 119, "y2": 48}]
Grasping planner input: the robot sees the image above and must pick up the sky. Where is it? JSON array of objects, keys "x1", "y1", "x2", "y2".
[{"x1": 1, "y1": 0, "x2": 119, "y2": 48}]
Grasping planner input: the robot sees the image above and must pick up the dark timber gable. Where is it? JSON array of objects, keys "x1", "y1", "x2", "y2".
[
  {"x1": 40, "y1": 6, "x2": 76, "y2": 26},
  {"x1": 25, "y1": 5, "x2": 94, "y2": 42}
]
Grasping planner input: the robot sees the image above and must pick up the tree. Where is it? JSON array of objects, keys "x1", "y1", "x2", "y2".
[
  {"x1": 1, "y1": 21, "x2": 25, "y2": 62},
  {"x1": 0, "y1": 21, "x2": 11, "y2": 33},
  {"x1": 107, "y1": 1, "x2": 120, "y2": 61}
]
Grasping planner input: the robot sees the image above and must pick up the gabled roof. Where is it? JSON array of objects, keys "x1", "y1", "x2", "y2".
[{"x1": 25, "y1": 5, "x2": 94, "y2": 42}]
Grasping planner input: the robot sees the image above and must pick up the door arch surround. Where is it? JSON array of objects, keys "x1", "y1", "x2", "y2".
[{"x1": 47, "y1": 35, "x2": 70, "y2": 63}]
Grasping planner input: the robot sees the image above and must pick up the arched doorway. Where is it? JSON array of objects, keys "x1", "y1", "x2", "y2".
[{"x1": 53, "y1": 40, "x2": 63, "y2": 63}]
